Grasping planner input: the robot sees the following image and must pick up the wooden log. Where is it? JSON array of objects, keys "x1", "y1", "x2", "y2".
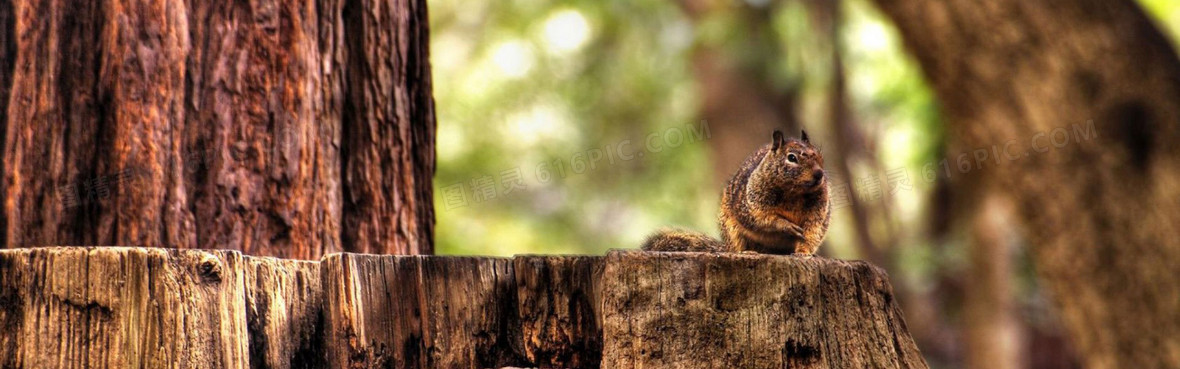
[
  {"x1": 242, "y1": 256, "x2": 324, "y2": 369},
  {"x1": 514, "y1": 255, "x2": 604, "y2": 368},
  {"x1": 321, "y1": 254, "x2": 525, "y2": 368},
  {"x1": 0, "y1": 247, "x2": 250, "y2": 368},
  {"x1": 601, "y1": 250, "x2": 928, "y2": 369},
  {"x1": 2, "y1": 248, "x2": 928, "y2": 368}
]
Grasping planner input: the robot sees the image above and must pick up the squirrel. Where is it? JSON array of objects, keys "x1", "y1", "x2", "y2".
[{"x1": 642, "y1": 130, "x2": 830, "y2": 255}]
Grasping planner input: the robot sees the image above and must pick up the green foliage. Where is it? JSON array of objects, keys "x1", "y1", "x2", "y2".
[
  {"x1": 430, "y1": 0, "x2": 1180, "y2": 258},
  {"x1": 430, "y1": 0, "x2": 711, "y2": 256},
  {"x1": 1141, "y1": 0, "x2": 1180, "y2": 43},
  {"x1": 427, "y1": 0, "x2": 937, "y2": 257}
]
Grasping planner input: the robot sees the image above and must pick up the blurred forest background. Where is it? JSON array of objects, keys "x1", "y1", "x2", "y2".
[{"x1": 428, "y1": 0, "x2": 1180, "y2": 368}]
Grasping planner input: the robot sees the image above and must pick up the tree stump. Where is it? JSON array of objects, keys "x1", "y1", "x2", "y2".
[
  {"x1": 514, "y1": 255, "x2": 605, "y2": 368},
  {"x1": 320, "y1": 254, "x2": 525, "y2": 368},
  {"x1": 602, "y1": 250, "x2": 927, "y2": 369},
  {"x1": 0, "y1": 247, "x2": 250, "y2": 368},
  {"x1": 0, "y1": 247, "x2": 325, "y2": 369},
  {"x1": 0, "y1": 247, "x2": 927, "y2": 368},
  {"x1": 243, "y1": 256, "x2": 324, "y2": 369}
]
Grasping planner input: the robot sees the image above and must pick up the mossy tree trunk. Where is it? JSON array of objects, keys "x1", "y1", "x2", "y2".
[{"x1": 0, "y1": 0, "x2": 436, "y2": 258}]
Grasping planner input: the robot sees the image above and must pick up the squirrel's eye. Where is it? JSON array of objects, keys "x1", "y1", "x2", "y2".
[{"x1": 787, "y1": 153, "x2": 798, "y2": 163}]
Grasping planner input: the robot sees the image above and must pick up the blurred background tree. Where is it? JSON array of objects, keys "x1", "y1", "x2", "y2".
[{"x1": 429, "y1": 0, "x2": 1180, "y2": 367}]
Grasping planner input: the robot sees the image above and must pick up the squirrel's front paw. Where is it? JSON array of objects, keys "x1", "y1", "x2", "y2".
[{"x1": 783, "y1": 223, "x2": 805, "y2": 238}]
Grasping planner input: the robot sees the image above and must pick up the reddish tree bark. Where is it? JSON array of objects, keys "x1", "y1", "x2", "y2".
[{"x1": 0, "y1": 0, "x2": 435, "y2": 258}]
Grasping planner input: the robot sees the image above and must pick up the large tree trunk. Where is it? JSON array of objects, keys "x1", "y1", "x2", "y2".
[
  {"x1": 0, "y1": 0, "x2": 435, "y2": 258},
  {"x1": 870, "y1": 0, "x2": 1180, "y2": 367}
]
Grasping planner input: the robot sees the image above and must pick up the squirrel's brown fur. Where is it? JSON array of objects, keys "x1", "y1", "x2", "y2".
[
  {"x1": 640, "y1": 227, "x2": 727, "y2": 252},
  {"x1": 642, "y1": 130, "x2": 830, "y2": 255}
]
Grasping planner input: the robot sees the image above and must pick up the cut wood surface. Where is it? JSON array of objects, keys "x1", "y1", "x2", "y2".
[
  {"x1": 514, "y1": 255, "x2": 604, "y2": 368},
  {"x1": 321, "y1": 254, "x2": 524, "y2": 368},
  {"x1": 0, "y1": 247, "x2": 927, "y2": 369},
  {"x1": 0, "y1": 247, "x2": 250, "y2": 368},
  {"x1": 602, "y1": 251, "x2": 927, "y2": 369},
  {"x1": 243, "y1": 256, "x2": 324, "y2": 369}
]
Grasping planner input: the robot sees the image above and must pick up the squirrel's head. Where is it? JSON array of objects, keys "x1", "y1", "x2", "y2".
[{"x1": 764, "y1": 130, "x2": 826, "y2": 194}]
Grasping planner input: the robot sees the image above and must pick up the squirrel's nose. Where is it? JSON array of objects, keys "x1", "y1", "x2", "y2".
[{"x1": 810, "y1": 169, "x2": 825, "y2": 187}]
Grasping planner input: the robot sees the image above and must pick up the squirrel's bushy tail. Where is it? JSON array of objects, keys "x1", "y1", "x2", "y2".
[{"x1": 641, "y1": 228, "x2": 727, "y2": 252}]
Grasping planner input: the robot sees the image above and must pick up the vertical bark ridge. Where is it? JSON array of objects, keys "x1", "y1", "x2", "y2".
[
  {"x1": 338, "y1": 0, "x2": 435, "y2": 255},
  {"x1": 2, "y1": 0, "x2": 435, "y2": 257}
]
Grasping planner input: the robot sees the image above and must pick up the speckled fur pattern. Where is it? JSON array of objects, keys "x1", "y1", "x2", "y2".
[
  {"x1": 641, "y1": 228, "x2": 726, "y2": 252},
  {"x1": 720, "y1": 132, "x2": 830, "y2": 254},
  {"x1": 642, "y1": 131, "x2": 830, "y2": 254}
]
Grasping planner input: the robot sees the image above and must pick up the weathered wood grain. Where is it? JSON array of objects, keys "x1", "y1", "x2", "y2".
[
  {"x1": 601, "y1": 250, "x2": 927, "y2": 369},
  {"x1": 321, "y1": 253, "x2": 526, "y2": 369},
  {"x1": 243, "y1": 256, "x2": 324, "y2": 369},
  {"x1": 2, "y1": 248, "x2": 927, "y2": 368},
  {"x1": 0, "y1": 247, "x2": 250, "y2": 368},
  {"x1": 514, "y1": 255, "x2": 604, "y2": 368}
]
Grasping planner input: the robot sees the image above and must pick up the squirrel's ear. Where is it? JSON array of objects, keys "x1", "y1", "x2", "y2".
[
  {"x1": 801, "y1": 130, "x2": 810, "y2": 144},
  {"x1": 772, "y1": 130, "x2": 784, "y2": 150}
]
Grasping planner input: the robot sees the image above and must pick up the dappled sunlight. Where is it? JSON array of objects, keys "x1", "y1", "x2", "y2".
[{"x1": 542, "y1": 9, "x2": 593, "y2": 54}]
